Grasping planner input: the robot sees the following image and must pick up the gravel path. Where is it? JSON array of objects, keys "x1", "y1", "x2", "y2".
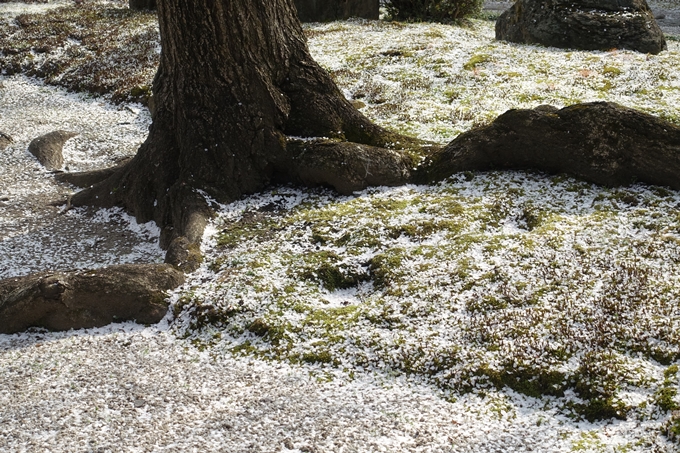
[
  {"x1": 0, "y1": 76, "x2": 162, "y2": 279},
  {"x1": 2, "y1": 324, "x2": 661, "y2": 453}
]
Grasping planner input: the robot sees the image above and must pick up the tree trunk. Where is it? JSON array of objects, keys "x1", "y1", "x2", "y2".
[{"x1": 73, "y1": 0, "x2": 419, "y2": 248}]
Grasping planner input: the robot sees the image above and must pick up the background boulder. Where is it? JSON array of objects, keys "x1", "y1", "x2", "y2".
[{"x1": 496, "y1": 0, "x2": 667, "y2": 54}]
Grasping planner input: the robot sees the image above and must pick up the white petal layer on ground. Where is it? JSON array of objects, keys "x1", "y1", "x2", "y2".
[
  {"x1": 0, "y1": 75, "x2": 162, "y2": 279},
  {"x1": 0, "y1": 325, "x2": 672, "y2": 453},
  {"x1": 1, "y1": 1, "x2": 679, "y2": 451}
]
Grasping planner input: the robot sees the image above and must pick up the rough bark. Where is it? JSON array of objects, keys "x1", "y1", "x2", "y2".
[
  {"x1": 72, "y1": 0, "x2": 417, "y2": 249},
  {"x1": 56, "y1": 157, "x2": 132, "y2": 188},
  {"x1": 418, "y1": 102, "x2": 680, "y2": 189},
  {"x1": 0, "y1": 264, "x2": 184, "y2": 334},
  {"x1": 283, "y1": 138, "x2": 416, "y2": 194},
  {"x1": 164, "y1": 237, "x2": 203, "y2": 273}
]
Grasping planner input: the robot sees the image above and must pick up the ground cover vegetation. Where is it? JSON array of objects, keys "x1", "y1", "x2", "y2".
[
  {"x1": 2, "y1": 0, "x2": 680, "y2": 449},
  {"x1": 0, "y1": 0, "x2": 158, "y2": 103},
  {"x1": 2, "y1": 1, "x2": 679, "y2": 140},
  {"x1": 176, "y1": 173, "x2": 680, "y2": 427}
]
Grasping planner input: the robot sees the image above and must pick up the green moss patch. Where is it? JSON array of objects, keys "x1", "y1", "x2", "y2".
[
  {"x1": 0, "y1": 1, "x2": 158, "y2": 103},
  {"x1": 171, "y1": 172, "x2": 680, "y2": 424}
]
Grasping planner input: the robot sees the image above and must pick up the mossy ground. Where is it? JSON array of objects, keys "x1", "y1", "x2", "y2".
[
  {"x1": 0, "y1": 0, "x2": 158, "y2": 104},
  {"x1": 307, "y1": 18, "x2": 680, "y2": 141},
  {"x1": 174, "y1": 172, "x2": 680, "y2": 428}
]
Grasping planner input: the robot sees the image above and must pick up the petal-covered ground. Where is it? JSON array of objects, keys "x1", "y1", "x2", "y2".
[{"x1": 1, "y1": 1, "x2": 680, "y2": 451}]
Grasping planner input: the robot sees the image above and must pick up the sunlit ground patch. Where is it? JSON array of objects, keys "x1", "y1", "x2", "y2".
[
  {"x1": 174, "y1": 171, "x2": 680, "y2": 429},
  {"x1": 307, "y1": 18, "x2": 680, "y2": 142}
]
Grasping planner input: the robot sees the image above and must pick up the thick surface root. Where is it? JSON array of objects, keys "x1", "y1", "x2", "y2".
[
  {"x1": 418, "y1": 102, "x2": 680, "y2": 189},
  {"x1": 282, "y1": 138, "x2": 417, "y2": 194},
  {"x1": 0, "y1": 264, "x2": 184, "y2": 334}
]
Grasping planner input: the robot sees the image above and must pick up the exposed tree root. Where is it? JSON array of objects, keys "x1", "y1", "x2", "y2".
[
  {"x1": 416, "y1": 102, "x2": 680, "y2": 189},
  {"x1": 19, "y1": 101, "x2": 680, "y2": 334},
  {"x1": 282, "y1": 138, "x2": 421, "y2": 195},
  {"x1": 0, "y1": 264, "x2": 184, "y2": 334},
  {"x1": 55, "y1": 157, "x2": 132, "y2": 188},
  {"x1": 64, "y1": 102, "x2": 680, "y2": 270}
]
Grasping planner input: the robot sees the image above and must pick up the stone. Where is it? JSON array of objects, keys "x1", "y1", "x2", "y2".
[
  {"x1": 129, "y1": 0, "x2": 156, "y2": 10},
  {"x1": 423, "y1": 102, "x2": 680, "y2": 190},
  {"x1": 294, "y1": 0, "x2": 379, "y2": 22},
  {"x1": 0, "y1": 264, "x2": 184, "y2": 334},
  {"x1": 0, "y1": 131, "x2": 12, "y2": 151},
  {"x1": 496, "y1": 0, "x2": 667, "y2": 54},
  {"x1": 28, "y1": 130, "x2": 78, "y2": 171}
]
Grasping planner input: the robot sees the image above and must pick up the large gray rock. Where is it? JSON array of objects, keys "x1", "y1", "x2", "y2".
[
  {"x1": 422, "y1": 102, "x2": 680, "y2": 190},
  {"x1": 28, "y1": 130, "x2": 77, "y2": 171},
  {"x1": 0, "y1": 264, "x2": 184, "y2": 334},
  {"x1": 294, "y1": 0, "x2": 379, "y2": 22},
  {"x1": 496, "y1": 0, "x2": 667, "y2": 54}
]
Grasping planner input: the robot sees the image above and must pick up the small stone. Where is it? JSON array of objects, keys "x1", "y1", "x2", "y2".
[
  {"x1": 0, "y1": 131, "x2": 12, "y2": 151},
  {"x1": 28, "y1": 130, "x2": 78, "y2": 171},
  {"x1": 134, "y1": 399, "x2": 146, "y2": 408}
]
